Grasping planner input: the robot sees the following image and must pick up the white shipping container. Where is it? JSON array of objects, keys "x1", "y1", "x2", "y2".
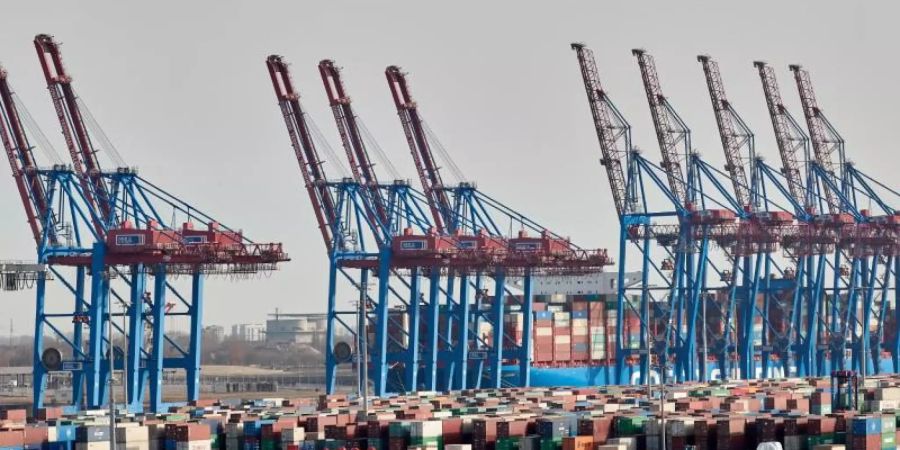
[
  {"x1": 123, "y1": 444, "x2": 150, "y2": 450},
  {"x1": 411, "y1": 420, "x2": 443, "y2": 437},
  {"x1": 535, "y1": 328, "x2": 553, "y2": 337},
  {"x1": 572, "y1": 328, "x2": 588, "y2": 337},
  {"x1": 175, "y1": 440, "x2": 211, "y2": 450},
  {"x1": 281, "y1": 427, "x2": 305, "y2": 443},
  {"x1": 76, "y1": 443, "x2": 111, "y2": 450},
  {"x1": 444, "y1": 445, "x2": 472, "y2": 450},
  {"x1": 117, "y1": 426, "x2": 150, "y2": 443},
  {"x1": 553, "y1": 335, "x2": 571, "y2": 344}
]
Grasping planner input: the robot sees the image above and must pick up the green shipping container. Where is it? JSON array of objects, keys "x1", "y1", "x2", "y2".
[
  {"x1": 615, "y1": 416, "x2": 647, "y2": 436},
  {"x1": 805, "y1": 434, "x2": 834, "y2": 447},
  {"x1": 261, "y1": 440, "x2": 277, "y2": 450},
  {"x1": 539, "y1": 438, "x2": 561, "y2": 450},
  {"x1": 496, "y1": 436, "x2": 521, "y2": 450},
  {"x1": 882, "y1": 432, "x2": 896, "y2": 449}
]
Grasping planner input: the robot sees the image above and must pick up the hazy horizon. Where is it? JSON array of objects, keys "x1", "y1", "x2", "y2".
[{"x1": 0, "y1": 1, "x2": 897, "y2": 332}]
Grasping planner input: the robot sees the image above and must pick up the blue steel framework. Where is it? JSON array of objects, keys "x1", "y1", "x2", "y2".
[
  {"x1": 268, "y1": 55, "x2": 611, "y2": 396},
  {"x1": 573, "y1": 43, "x2": 898, "y2": 384},
  {"x1": 0, "y1": 35, "x2": 287, "y2": 414},
  {"x1": 384, "y1": 66, "x2": 613, "y2": 390}
]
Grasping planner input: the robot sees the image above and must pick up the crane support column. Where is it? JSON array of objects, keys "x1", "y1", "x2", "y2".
[
  {"x1": 455, "y1": 275, "x2": 470, "y2": 390},
  {"x1": 423, "y1": 270, "x2": 441, "y2": 390},
  {"x1": 406, "y1": 268, "x2": 421, "y2": 391},
  {"x1": 324, "y1": 258, "x2": 339, "y2": 394},
  {"x1": 490, "y1": 272, "x2": 506, "y2": 389},
  {"x1": 148, "y1": 265, "x2": 167, "y2": 413},
  {"x1": 72, "y1": 268, "x2": 86, "y2": 407},
  {"x1": 373, "y1": 252, "x2": 391, "y2": 396},
  {"x1": 519, "y1": 271, "x2": 534, "y2": 386},
  {"x1": 32, "y1": 273, "x2": 48, "y2": 410},
  {"x1": 126, "y1": 266, "x2": 146, "y2": 412},
  {"x1": 86, "y1": 243, "x2": 108, "y2": 409},
  {"x1": 186, "y1": 272, "x2": 204, "y2": 402}
]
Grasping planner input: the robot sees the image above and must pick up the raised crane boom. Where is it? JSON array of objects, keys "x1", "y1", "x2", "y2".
[
  {"x1": 384, "y1": 65, "x2": 452, "y2": 232},
  {"x1": 754, "y1": 61, "x2": 810, "y2": 212},
  {"x1": 571, "y1": 43, "x2": 632, "y2": 218},
  {"x1": 789, "y1": 64, "x2": 844, "y2": 214},
  {"x1": 633, "y1": 49, "x2": 689, "y2": 206},
  {"x1": 0, "y1": 65, "x2": 50, "y2": 246},
  {"x1": 266, "y1": 55, "x2": 336, "y2": 251},
  {"x1": 33, "y1": 34, "x2": 111, "y2": 232},
  {"x1": 698, "y1": 55, "x2": 754, "y2": 210},
  {"x1": 318, "y1": 59, "x2": 387, "y2": 222}
]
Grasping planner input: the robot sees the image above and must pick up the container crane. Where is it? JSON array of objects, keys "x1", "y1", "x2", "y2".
[
  {"x1": 789, "y1": 64, "x2": 897, "y2": 376},
  {"x1": 385, "y1": 65, "x2": 584, "y2": 391},
  {"x1": 572, "y1": 43, "x2": 658, "y2": 384},
  {"x1": 632, "y1": 49, "x2": 747, "y2": 383},
  {"x1": 755, "y1": 61, "x2": 862, "y2": 377},
  {"x1": 15, "y1": 34, "x2": 288, "y2": 413},
  {"x1": 572, "y1": 45, "x2": 738, "y2": 384},
  {"x1": 699, "y1": 55, "x2": 805, "y2": 380}
]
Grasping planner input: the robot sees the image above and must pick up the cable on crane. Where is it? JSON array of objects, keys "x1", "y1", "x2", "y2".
[
  {"x1": 357, "y1": 118, "x2": 400, "y2": 181},
  {"x1": 11, "y1": 90, "x2": 64, "y2": 166},
  {"x1": 75, "y1": 97, "x2": 127, "y2": 168},
  {"x1": 307, "y1": 113, "x2": 350, "y2": 179},
  {"x1": 422, "y1": 120, "x2": 466, "y2": 185}
]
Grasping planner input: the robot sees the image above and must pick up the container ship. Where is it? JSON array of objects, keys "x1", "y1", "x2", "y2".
[{"x1": 381, "y1": 271, "x2": 898, "y2": 390}]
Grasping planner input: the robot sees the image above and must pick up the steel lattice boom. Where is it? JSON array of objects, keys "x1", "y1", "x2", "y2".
[
  {"x1": 698, "y1": 55, "x2": 754, "y2": 211},
  {"x1": 633, "y1": 49, "x2": 689, "y2": 206},
  {"x1": 571, "y1": 44, "x2": 633, "y2": 218},
  {"x1": 789, "y1": 64, "x2": 845, "y2": 214},
  {"x1": 385, "y1": 66, "x2": 453, "y2": 232}
]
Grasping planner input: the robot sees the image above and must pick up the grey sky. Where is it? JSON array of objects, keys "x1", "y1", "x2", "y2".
[{"x1": 0, "y1": 1, "x2": 895, "y2": 332}]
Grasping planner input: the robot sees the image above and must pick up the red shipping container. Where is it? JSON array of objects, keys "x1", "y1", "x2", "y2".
[
  {"x1": 0, "y1": 410, "x2": 26, "y2": 421},
  {"x1": 0, "y1": 430, "x2": 24, "y2": 447}
]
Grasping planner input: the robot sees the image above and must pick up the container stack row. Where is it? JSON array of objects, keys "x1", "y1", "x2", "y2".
[{"x1": 9, "y1": 376, "x2": 900, "y2": 449}]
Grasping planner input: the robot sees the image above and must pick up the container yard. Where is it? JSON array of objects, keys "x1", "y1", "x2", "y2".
[
  {"x1": 8, "y1": 376, "x2": 900, "y2": 450},
  {"x1": 1, "y1": 3, "x2": 899, "y2": 450}
]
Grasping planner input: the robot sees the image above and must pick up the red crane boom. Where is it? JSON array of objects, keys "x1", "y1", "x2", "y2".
[
  {"x1": 633, "y1": 49, "x2": 688, "y2": 206},
  {"x1": 571, "y1": 44, "x2": 631, "y2": 218},
  {"x1": 0, "y1": 65, "x2": 50, "y2": 246},
  {"x1": 698, "y1": 55, "x2": 753, "y2": 210},
  {"x1": 266, "y1": 55, "x2": 337, "y2": 251},
  {"x1": 318, "y1": 60, "x2": 387, "y2": 222},
  {"x1": 754, "y1": 61, "x2": 809, "y2": 211},
  {"x1": 384, "y1": 66, "x2": 452, "y2": 232},
  {"x1": 33, "y1": 34, "x2": 110, "y2": 232},
  {"x1": 789, "y1": 64, "x2": 842, "y2": 214}
]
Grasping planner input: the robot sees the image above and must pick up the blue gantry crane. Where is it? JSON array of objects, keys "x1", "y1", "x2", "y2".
[
  {"x1": 1, "y1": 35, "x2": 288, "y2": 413},
  {"x1": 268, "y1": 55, "x2": 612, "y2": 396}
]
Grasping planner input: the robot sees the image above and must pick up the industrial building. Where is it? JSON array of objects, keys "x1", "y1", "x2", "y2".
[
  {"x1": 230, "y1": 324, "x2": 266, "y2": 343},
  {"x1": 265, "y1": 313, "x2": 327, "y2": 347}
]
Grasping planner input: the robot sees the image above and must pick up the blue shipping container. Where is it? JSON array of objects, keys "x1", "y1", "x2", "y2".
[{"x1": 851, "y1": 416, "x2": 882, "y2": 435}]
